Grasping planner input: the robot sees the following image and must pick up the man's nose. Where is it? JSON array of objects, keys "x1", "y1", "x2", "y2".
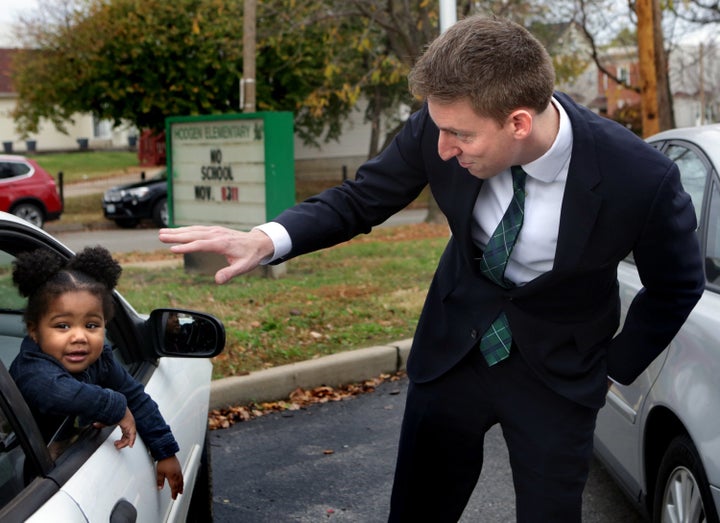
[{"x1": 437, "y1": 132, "x2": 460, "y2": 161}]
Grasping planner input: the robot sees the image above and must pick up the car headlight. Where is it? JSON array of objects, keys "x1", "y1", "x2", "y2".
[
  {"x1": 122, "y1": 187, "x2": 151, "y2": 199},
  {"x1": 103, "y1": 189, "x2": 122, "y2": 203}
]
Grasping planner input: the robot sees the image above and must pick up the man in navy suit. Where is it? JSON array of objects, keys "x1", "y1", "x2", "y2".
[{"x1": 160, "y1": 16, "x2": 704, "y2": 522}]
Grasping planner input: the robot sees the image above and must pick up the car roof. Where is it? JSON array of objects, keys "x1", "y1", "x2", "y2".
[
  {"x1": 646, "y1": 123, "x2": 720, "y2": 171},
  {"x1": 1, "y1": 210, "x2": 34, "y2": 225},
  {"x1": 0, "y1": 154, "x2": 31, "y2": 162}
]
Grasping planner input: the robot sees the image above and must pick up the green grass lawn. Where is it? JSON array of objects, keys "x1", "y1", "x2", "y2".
[
  {"x1": 116, "y1": 223, "x2": 449, "y2": 380},
  {"x1": 29, "y1": 151, "x2": 143, "y2": 184}
]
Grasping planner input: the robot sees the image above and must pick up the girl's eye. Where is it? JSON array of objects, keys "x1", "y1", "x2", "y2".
[
  {"x1": 86, "y1": 323, "x2": 102, "y2": 330},
  {"x1": 54, "y1": 323, "x2": 69, "y2": 330}
]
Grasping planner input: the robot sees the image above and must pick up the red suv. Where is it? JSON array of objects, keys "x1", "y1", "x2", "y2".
[{"x1": 0, "y1": 155, "x2": 63, "y2": 228}]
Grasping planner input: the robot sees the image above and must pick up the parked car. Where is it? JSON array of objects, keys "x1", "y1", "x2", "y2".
[
  {"x1": 0, "y1": 155, "x2": 63, "y2": 229},
  {"x1": 594, "y1": 123, "x2": 720, "y2": 522},
  {"x1": 102, "y1": 170, "x2": 168, "y2": 228},
  {"x1": 0, "y1": 210, "x2": 224, "y2": 522}
]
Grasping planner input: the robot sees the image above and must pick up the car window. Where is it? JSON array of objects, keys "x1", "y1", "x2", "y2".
[
  {"x1": 0, "y1": 162, "x2": 30, "y2": 181},
  {"x1": 663, "y1": 143, "x2": 709, "y2": 224},
  {"x1": 0, "y1": 241, "x2": 136, "y2": 463},
  {"x1": 706, "y1": 181, "x2": 720, "y2": 287},
  {"x1": 0, "y1": 252, "x2": 28, "y2": 370}
]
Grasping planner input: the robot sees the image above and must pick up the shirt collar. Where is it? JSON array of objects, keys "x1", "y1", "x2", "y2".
[{"x1": 521, "y1": 96, "x2": 573, "y2": 183}]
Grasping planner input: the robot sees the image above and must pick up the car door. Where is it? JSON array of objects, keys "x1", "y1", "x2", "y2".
[
  {"x1": 593, "y1": 137, "x2": 716, "y2": 498},
  {"x1": 0, "y1": 221, "x2": 214, "y2": 522}
]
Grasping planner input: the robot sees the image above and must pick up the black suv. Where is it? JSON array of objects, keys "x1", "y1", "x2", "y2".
[{"x1": 102, "y1": 170, "x2": 168, "y2": 228}]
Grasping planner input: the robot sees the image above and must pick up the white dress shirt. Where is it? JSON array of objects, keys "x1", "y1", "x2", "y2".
[
  {"x1": 257, "y1": 97, "x2": 573, "y2": 276},
  {"x1": 472, "y1": 98, "x2": 573, "y2": 285}
]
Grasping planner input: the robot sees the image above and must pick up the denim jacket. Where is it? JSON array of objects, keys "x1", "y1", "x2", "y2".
[{"x1": 9, "y1": 336, "x2": 179, "y2": 461}]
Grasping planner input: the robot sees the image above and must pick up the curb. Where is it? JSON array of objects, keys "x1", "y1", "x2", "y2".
[{"x1": 209, "y1": 338, "x2": 413, "y2": 410}]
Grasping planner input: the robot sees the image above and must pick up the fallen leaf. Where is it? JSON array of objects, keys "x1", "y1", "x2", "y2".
[{"x1": 208, "y1": 371, "x2": 406, "y2": 429}]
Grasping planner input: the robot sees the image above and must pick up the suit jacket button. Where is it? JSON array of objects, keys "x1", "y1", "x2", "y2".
[{"x1": 470, "y1": 329, "x2": 478, "y2": 339}]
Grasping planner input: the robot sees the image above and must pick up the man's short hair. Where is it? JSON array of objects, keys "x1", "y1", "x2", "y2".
[{"x1": 408, "y1": 15, "x2": 555, "y2": 124}]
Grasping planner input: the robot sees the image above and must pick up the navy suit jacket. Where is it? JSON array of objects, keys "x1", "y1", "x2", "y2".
[{"x1": 273, "y1": 93, "x2": 705, "y2": 409}]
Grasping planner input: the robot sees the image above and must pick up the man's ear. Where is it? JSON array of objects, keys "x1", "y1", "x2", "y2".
[{"x1": 507, "y1": 109, "x2": 533, "y2": 139}]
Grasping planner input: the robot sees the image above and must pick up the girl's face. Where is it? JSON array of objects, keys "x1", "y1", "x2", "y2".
[{"x1": 28, "y1": 290, "x2": 106, "y2": 374}]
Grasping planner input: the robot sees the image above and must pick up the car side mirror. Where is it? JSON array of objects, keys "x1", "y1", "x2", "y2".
[{"x1": 146, "y1": 309, "x2": 225, "y2": 358}]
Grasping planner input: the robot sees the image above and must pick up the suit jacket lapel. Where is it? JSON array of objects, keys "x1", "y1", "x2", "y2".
[{"x1": 550, "y1": 95, "x2": 603, "y2": 274}]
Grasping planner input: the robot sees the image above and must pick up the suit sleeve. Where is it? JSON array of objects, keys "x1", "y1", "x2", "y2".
[
  {"x1": 607, "y1": 162, "x2": 705, "y2": 384},
  {"x1": 271, "y1": 106, "x2": 432, "y2": 260}
]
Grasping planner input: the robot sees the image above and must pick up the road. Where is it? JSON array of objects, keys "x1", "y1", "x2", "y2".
[
  {"x1": 53, "y1": 227, "x2": 167, "y2": 253},
  {"x1": 210, "y1": 375, "x2": 646, "y2": 523}
]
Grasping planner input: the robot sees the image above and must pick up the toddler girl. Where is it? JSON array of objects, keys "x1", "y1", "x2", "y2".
[{"x1": 9, "y1": 245, "x2": 184, "y2": 499}]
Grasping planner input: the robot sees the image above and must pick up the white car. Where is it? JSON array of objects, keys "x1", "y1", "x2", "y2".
[
  {"x1": 594, "y1": 124, "x2": 720, "y2": 522},
  {"x1": 0, "y1": 211, "x2": 224, "y2": 522}
]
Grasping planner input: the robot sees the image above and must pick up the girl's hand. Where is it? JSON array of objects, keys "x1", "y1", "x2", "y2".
[
  {"x1": 156, "y1": 456, "x2": 184, "y2": 499},
  {"x1": 114, "y1": 408, "x2": 136, "y2": 449}
]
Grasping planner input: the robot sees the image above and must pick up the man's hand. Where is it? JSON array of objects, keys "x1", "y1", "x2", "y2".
[
  {"x1": 156, "y1": 455, "x2": 184, "y2": 499},
  {"x1": 159, "y1": 226, "x2": 275, "y2": 284}
]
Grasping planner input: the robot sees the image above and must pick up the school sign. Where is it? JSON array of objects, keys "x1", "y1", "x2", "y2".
[{"x1": 165, "y1": 112, "x2": 295, "y2": 229}]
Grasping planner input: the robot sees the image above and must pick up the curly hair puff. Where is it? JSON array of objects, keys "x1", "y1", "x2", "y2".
[{"x1": 12, "y1": 246, "x2": 123, "y2": 326}]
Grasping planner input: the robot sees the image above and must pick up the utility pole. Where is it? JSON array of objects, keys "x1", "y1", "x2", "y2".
[
  {"x1": 439, "y1": 0, "x2": 456, "y2": 32},
  {"x1": 636, "y1": 0, "x2": 660, "y2": 137},
  {"x1": 242, "y1": 0, "x2": 257, "y2": 113}
]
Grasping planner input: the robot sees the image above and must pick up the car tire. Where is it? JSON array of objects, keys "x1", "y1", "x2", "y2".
[
  {"x1": 187, "y1": 429, "x2": 213, "y2": 522},
  {"x1": 11, "y1": 202, "x2": 44, "y2": 228},
  {"x1": 653, "y1": 435, "x2": 720, "y2": 523},
  {"x1": 114, "y1": 218, "x2": 139, "y2": 229},
  {"x1": 152, "y1": 197, "x2": 168, "y2": 228}
]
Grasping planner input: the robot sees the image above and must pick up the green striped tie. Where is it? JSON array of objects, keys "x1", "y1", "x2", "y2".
[{"x1": 478, "y1": 166, "x2": 527, "y2": 366}]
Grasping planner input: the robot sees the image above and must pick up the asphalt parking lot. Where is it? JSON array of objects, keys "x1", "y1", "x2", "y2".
[{"x1": 210, "y1": 375, "x2": 646, "y2": 523}]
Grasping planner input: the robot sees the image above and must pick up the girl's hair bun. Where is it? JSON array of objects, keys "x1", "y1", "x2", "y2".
[
  {"x1": 12, "y1": 249, "x2": 65, "y2": 298},
  {"x1": 68, "y1": 246, "x2": 122, "y2": 290}
]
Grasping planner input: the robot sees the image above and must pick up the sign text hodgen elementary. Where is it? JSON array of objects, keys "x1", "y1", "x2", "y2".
[{"x1": 169, "y1": 119, "x2": 267, "y2": 228}]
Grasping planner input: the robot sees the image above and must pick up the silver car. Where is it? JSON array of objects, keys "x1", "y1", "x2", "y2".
[{"x1": 594, "y1": 124, "x2": 720, "y2": 522}]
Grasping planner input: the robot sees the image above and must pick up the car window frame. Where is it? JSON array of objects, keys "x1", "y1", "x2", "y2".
[{"x1": 703, "y1": 176, "x2": 720, "y2": 292}]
